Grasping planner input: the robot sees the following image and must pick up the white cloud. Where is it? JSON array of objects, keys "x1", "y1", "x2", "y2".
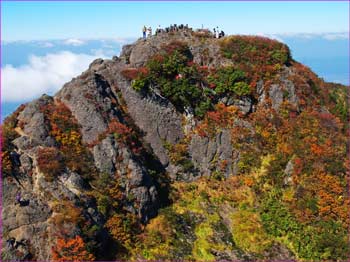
[
  {"x1": 256, "y1": 32, "x2": 285, "y2": 43},
  {"x1": 276, "y1": 32, "x2": 349, "y2": 40},
  {"x1": 322, "y1": 32, "x2": 348, "y2": 40},
  {"x1": 40, "y1": 41, "x2": 55, "y2": 48},
  {"x1": 1, "y1": 51, "x2": 106, "y2": 102},
  {"x1": 91, "y1": 48, "x2": 116, "y2": 57},
  {"x1": 64, "y1": 38, "x2": 85, "y2": 46}
]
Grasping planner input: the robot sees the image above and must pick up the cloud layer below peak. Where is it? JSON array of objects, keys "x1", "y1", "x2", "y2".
[{"x1": 2, "y1": 51, "x2": 103, "y2": 102}]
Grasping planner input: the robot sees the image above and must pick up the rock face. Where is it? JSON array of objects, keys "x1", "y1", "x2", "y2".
[
  {"x1": 190, "y1": 130, "x2": 237, "y2": 177},
  {"x1": 2, "y1": 30, "x2": 328, "y2": 261},
  {"x1": 17, "y1": 95, "x2": 56, "y2": 147},
  {"x1": 93, "y1": 135, "x2": 159, "y2": 222}
]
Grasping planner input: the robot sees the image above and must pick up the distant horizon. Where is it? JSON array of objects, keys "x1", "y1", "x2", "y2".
[{"x1": 2, "y1": 30, "x2": 349, "y2": 43}]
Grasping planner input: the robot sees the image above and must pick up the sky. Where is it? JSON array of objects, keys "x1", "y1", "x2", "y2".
[
  {"x1": 1, "y1": 1, "x2": 349, "y2": 121},
  {"x1": 2, "y1": 1, "x2": 349, "y2": 41}
]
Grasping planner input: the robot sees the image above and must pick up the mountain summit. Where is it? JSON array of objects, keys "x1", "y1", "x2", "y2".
[{"x1": 2, "y1": 28, "x2": 349, "y2": 261}]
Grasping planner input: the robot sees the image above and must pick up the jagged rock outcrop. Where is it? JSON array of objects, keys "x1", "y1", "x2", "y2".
[
  {"x1": 190, "y1": 129, "x2": 237, "y2": 177},
  {"x1": 116, "y1": 78, "x2": 184, "y2": 167}
]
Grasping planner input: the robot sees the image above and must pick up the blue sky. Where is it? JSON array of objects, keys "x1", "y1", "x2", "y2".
[{"x1": 3, "y1": 1, "x2": 349, "y2": 41}]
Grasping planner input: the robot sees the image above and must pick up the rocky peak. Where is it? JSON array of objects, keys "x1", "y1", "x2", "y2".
[{"x1": 2, "y1": 30, "x2": 348, "y2": 261}]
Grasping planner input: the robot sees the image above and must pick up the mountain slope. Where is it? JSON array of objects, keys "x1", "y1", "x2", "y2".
[{"x1": 2, "y1": 28, "x2": 349, "y2": 261}]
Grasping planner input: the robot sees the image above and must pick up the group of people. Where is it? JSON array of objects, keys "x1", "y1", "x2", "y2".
[
  {"x1": 142, "y1": 24, "x2": 225, "y2": 39},
  {"x1": 163, "y1": 23, "x2": 190, "y2": 33},
  {"x1": 142, "y1": 24, "x2": 191, "y2": 39},
  {"x1": 142, "y1": 25, "x2": 152, "y2": 39},
  {"x1": 213, "y1": 26, "x2": 225, "y2": 38}
]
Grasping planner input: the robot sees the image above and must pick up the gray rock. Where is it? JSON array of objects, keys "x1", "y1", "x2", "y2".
[
  {"x1": 256, "y1": 80, "x2": 265, "y2": 104},
  {"x1": 56, "y1": 73, "x2": 122, "y2": 143},
  {"x1": 130, "y1": 186, "x2": 158, "y2": 223},
  {"x1": 59, "y1": 170, "x2": 87, "y2": 194},
  {"x1": 117, "y1": 78, "x2": 184, "y2": 166},
  {"x1": 123, "y1": 151, "x2": 159, "y2": 222},
  {"x1": 269, "y1": 84, "x2": 284, "y2": 111},
  {"x1": 19, "y1": 154, "x2": 32, "y2": 173},
  {"x1": 232, "y1": 96, "x2": 253, "y2": 114},
  {"x1": 16, "y1": 95, "x2": 56, "y2": 146},
  {"x1": 92, "y1": 133, "x2": 159, "y2": 222},
  {"x1": 120, "y1": 44, "x2": 134, "y2": 64},
  {"x1": 129, "y1": 41, "x2": 158, "y2": 67},
  {"x1": 23, "y1": 112, "x2": 51, "y2": 145},
  {"x1": 190, "y1": 129, "x2": 236, "y2": 178},
  {"x1": 87, "y1": 207, "x2": 104, "y2": 225},
  {"x1": 89, "y1": 58, "x2": 104, "y2": 71},
  {"x1": 13, "y1": 136, "x2": 37, "y2": 150},
  {"x1": 93, "y1": 136, "x2": 118, "y2": 174},
  {"x1": 2, "y1": 197, "x2": 51, "y2": 233},
  {"x1": 283, "y1": 159, "x2": 294, "y2": 186},
  {"x1": 283, "y1": 79, "x2": 299, "y2": 108}
]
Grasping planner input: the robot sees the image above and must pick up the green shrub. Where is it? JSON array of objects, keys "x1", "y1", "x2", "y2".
[
  {"x1": 231, "y1": 81, "x2": 250, "y2": 96},
  {"x1": 260, "y1": 192, "x2": 350, "y2": 260},
  {"x1": 207, "y1": 67, "x2": 251, "y2": 96},
  {"x1": 131, "y1": 43, "x2": 214, "y2": 118},
  {"x1": 132, "y1": 78, "x2": 149, "y2": 92}
]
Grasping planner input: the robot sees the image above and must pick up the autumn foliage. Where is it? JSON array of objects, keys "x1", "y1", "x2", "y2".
[
  {"x1": 37, "y1": 147, "x2": 64, "y2": 181},
  {"x1": 121, "y1": 67, "x2": 149, "y2": 80},
  {"x1": 52, "y1": 235, "x2": 95, "y2": 261},
  {"x1": 196, "y1": 103, "x2": 239, "y2": 137},
  {"x1": 40, "y1": 100, "x2": 96, "y2": 179},
  {"x1": 108, "y1": 120, "x2": 143, "y2": 155}
]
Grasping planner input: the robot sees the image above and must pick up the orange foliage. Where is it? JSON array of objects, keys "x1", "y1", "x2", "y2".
[
  {"x1": 52, "y1": 235, "x2": 95, "y2": 261},
  {"x1": 219, "y1": 35, "x2": 290, "y2": 88},
  {"x1": 121, "y1": 67, "x2": 149, "y2": 80},
  {"x1": 106, "y1": 213, "x2": 139, "y2": 248},
  {"x1": 316, "y1": 173, "x2": 349, "y2": 224},
  {"x1": 310, "y1": 143, "x2": 324, "y2": 156},
  {"x1": 160, "y1": 40, "x2": 189, "y2": 55},
  {"x1": 37, "y1": 147, "x2": 64, "y2": 181},
  {"x1": 196, "y1": 103, "x2": 238, "y2": 137},
  {"x1": 40, "y1": 100, "x2": 95, "y2": 177}
]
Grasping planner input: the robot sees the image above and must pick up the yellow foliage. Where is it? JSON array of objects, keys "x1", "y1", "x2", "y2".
[
  {"x1": 106, "y1": 213, "x2": 138, "y2": 249},
  {"x1": 146, "y1": 215, "x2": 172, "y2": 241},
  {"x1": 192, "y1": 221, "x2": 216, "y2": 261},
  {"x1": 230, "y1": 209, "x2": 271, "y2": 254}
]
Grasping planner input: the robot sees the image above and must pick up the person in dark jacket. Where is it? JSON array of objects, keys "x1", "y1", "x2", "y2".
[{"x1": 142, "y1": 25, "x2": 147, "y2": 39}]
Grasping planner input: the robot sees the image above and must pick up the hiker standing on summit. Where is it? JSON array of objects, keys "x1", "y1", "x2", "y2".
[{"x1": 142, "y1": 25, "x2": 147, "y2": 39}]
